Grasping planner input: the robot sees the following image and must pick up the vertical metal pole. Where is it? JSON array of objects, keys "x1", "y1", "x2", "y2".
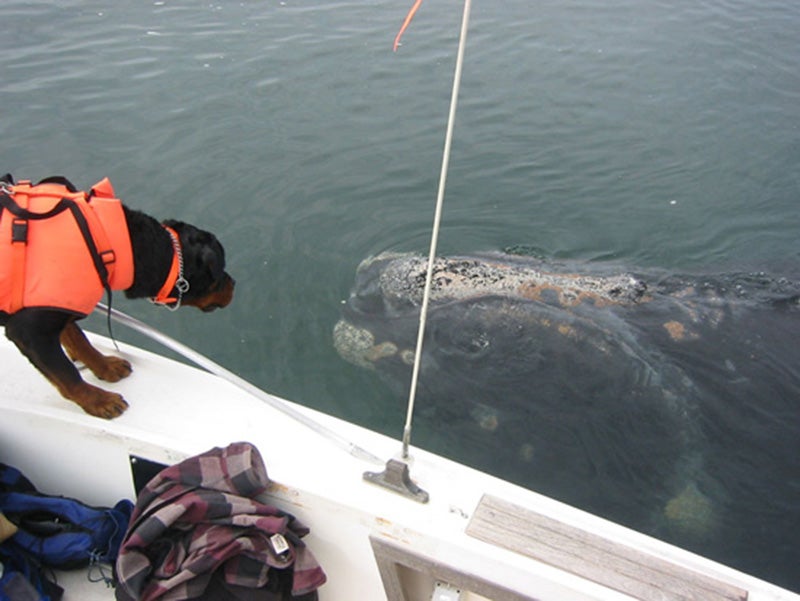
[{"x1": 402, "y1": 0, "x2": 473, "y2": 459}]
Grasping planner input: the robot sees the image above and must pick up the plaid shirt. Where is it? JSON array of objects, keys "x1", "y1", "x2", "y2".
[{"x1": 115, "y1": 442, "x2": 326, "y2": 600}]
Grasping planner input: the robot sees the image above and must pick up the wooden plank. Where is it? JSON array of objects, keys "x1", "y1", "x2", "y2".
[{"x1": 466, "y1": 495, "x2": 748, "y2": 601}]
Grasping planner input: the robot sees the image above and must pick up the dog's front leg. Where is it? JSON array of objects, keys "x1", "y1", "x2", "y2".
[
  {"x1": 60, "y1": 322, "x2": 132, "y2": 382},
  {"x1": 4, "y1": 310, "x2": 129, "y2": 419}
]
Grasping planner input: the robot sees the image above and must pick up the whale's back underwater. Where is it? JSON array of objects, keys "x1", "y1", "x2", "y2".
[{"x1": 334, "y1": 252, "x2": 800, "y2": 587}]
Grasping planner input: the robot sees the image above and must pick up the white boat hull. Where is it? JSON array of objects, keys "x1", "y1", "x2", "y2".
[{"x1": 1, "y1": 329, "x2": 797, "y2": 601}]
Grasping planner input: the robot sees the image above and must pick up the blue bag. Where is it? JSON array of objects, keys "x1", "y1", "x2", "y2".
[{"x1": 0, "y1": 463, "x2": 133, "y2": 600}]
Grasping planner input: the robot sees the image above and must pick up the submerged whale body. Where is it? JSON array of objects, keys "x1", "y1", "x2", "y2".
[{"x1": 334, "y1": 252, "x2": 800, "y2": 587}]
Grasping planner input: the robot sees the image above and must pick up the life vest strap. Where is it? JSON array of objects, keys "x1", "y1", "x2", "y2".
[
  {"x1": 0, "y1": 196, "x2": 74, "y2": 221},
  {"x1": 6, "y1": 189, "x2": 29, "y2": 313},
  {"x1": 62, "y1": 199, "x2": 113, "y2": 297},
  {"x1": 34, "y1": 175, "x2": 79, "y2": 192}
]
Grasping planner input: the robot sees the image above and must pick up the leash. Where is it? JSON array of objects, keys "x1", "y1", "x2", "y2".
[{"x1": 104, "y1": 290, "x2": 120, "y2": 351}]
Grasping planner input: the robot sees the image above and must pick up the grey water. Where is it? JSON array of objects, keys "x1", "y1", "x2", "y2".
[{"x1": 2, "y1": 0, "x2": 799, "y2": 592}]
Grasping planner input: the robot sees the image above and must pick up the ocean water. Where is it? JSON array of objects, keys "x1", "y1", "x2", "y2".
[{"x1": 2, "y1": 0, "x2": 799, "y2": 591}]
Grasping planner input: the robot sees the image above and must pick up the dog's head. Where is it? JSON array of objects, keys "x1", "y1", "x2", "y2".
[{"x1": 163, "y1": 220, "x2": 235, "y2": 312}]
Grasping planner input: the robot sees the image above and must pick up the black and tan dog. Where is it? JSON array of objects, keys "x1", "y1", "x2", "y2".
[{"x1": 0, "y1": 174, "x2": 234, "y2": 419}]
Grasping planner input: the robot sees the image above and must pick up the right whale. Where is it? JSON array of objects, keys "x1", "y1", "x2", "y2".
[{"x1": 334, "y1": 251, "x2": 800, "y2": 584}]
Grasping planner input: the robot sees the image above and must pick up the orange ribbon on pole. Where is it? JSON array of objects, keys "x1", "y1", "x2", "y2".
[{"x1": 393, "y1": 0, "x2": 423, "y2": 51}]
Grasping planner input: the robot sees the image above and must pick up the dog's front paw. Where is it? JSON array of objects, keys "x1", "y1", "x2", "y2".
[
  {"x1": 73, "y1": 384, "x2": 129, "y2": 419},
  {"x1": 94, "y1": 355, "x2": 133, "y2": 382}
]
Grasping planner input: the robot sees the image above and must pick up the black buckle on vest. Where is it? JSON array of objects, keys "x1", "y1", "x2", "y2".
[
  {"x1": 11, "y1": 218, "x2": 28, "y2": 243},
  {"x1": 100, "y1": 249, "x2": 116, "y2": 265}
]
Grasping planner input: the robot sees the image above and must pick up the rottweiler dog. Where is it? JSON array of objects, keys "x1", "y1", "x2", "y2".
[{"x1": 0, "y1": 174, "x2": 235, "y2": 419}]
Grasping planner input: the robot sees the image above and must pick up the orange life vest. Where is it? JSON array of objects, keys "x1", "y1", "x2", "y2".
[{"x1": 0, "y1": 177, "x2": 134, "y2": 316}]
